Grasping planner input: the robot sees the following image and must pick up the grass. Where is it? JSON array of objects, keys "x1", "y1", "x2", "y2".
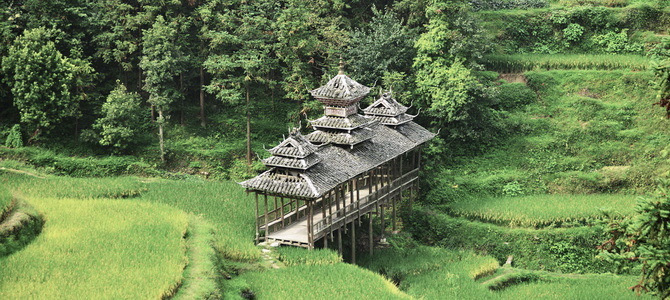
[
  {"x1": 0, "y1": 197, "x2": 188, "y2": 299},
  {"x1": 0, "y1": 185, "x2": 12, "y2": 221},
  {"x1": 497, "y1": 273, "x2": 654, "y2": 299},
  {"x1": 276, "y1": 247, "x2": 342, "y2": 266},
  {"x1": 482, "y1": 54, "x2": 650, "y2": 73},
  {"x1": 360, "y1": 245, "x2": 652, "y2": 300},
  {"x1": 447, "y1": 194, "x2": 637, "y2": 228},
  {"x1": 173, "y1": 215, "x2": 221, "y2": 299},
  {"x1": 238, "y1": 263, "x2": 411, "y2": 299}
]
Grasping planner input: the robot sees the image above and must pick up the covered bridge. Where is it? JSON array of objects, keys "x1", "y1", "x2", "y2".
[{"x1": 241, "y1": 62, "x2": 434, "y2": 258}]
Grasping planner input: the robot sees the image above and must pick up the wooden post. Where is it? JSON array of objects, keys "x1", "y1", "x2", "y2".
[
  {"x1": 335, "y1": 185, "x2": 341, "y2": 218},
  {"x1": 264, "y1": 194, "x2": 269, "y2": 242},
  {"x1": 254, "y1": 192, "x2": 259, "y2": 244},
  {"x1": 338, "y1": 227, "x2": 343, "y2": 255},
  {"x1": 392, "y1": 195, "x2": 397, "y2": 232},
  {"x1": 355, "y1": 178, "x2": 361, "y2": 226},
  {"x1": 308, "y1": 201, "x2": 314, "y2": 249},
  {"x1": 369, "y1": 212, "x2": 374, "y2": 256},
  {"x1": 369, "y1": 170, "x2": 374, "y2": 194},
  {"x1": 274, "y1": 196, "x2": 278, "y2": 220},
  {"x1": 280, "y1": 197, "x2": 285, "y2": 228},
  {"x1": 380, "y1": 203, "x2": 385, "y2": 240},
  {"x1": 351, "y1": 221, "x2": 356, "y2": 264},
  {"x1": 328, "y1": 191, "x2": 334, "y2": 241}
]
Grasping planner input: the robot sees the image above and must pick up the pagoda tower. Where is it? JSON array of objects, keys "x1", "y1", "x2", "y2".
[
  {"x1": 362, "y1": 90, "x2": 417, "y2": 127},
  {"x1": 306, "y1": 59, "x2": 376, "y2": 148}
]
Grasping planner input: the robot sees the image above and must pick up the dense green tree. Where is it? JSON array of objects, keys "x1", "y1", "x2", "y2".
[
  {"x1": 2, "y1": 27, "x2": 94, "y2": 141},
  {"x1": 346, "y1": 7, "x2": 417, "y2": 87},
  {"x1": 273, "y1": 0, "x2": 349, "y2": 102},
  {"x1": 203, "y1": 0, "x2": 278, "y2": 165},
  {"x1": 140, "y1": 15, "x2": 185, "y2": 162},
  {"x1": 91, "y1": 81, "x2": 144, "y2": 150},
  {"x1": 412, "y1": 0, "x2": 498, "y2": 146}
]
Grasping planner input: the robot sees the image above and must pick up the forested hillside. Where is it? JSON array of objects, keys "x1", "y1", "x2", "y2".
[{"x1": 2, "y1": 0, "x2": 670, "y2": 299}]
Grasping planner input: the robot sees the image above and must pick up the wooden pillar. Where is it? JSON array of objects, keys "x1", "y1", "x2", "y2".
[
  {"x1": 280, "y1": 197, "x2": 285, "y2": 228},
  {"x1": 254, "y1": 192, "x2": 259, "y2": 244},
  {"x1": 392, "y1": 195, "x2": 397, "y2": 232},
  {"x1": 274, "y1": 196, "x2": 278, "y2": 220},
  {"x1": 321, "y1": 195, "x2": 326, "y2": 219},
  {"x1": 338, "y1": 227, "x2": 343, "y2": 255},
  {"x1": 351, "y1": 220, "x2": 356, "y2": 264},
  {"x1": 349, "y1": 179, "x2": 354, "y2": 210},
  {"x1": 328, "y1": 191, "x2": 334, "y2": 241},
  {"x1": 335, "y1": 185, "x2": 341, "y2": 218},
  {"x1": 369, "y1": 170, "x2": 374, "y2": 194},
  {"x1": 308, "y1": 201, "x2": 313, "y2": 249},
  {"x1": 264, "y1": 194, "x2": 269, "y2": 241},
  {"x1": 380, "y1": 203, "x2": 385, "y2": 240},
  {"x1": 369, "y1": 212, "x2": 374, "y2": 256}
]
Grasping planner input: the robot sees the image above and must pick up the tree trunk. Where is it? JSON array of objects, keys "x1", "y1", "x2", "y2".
[
  {"x1": 180, "y1": 73, "x2": 184, "y2": 126},
  {"x1": 200, "y1": 66, "x2": 206, "y2": 128},
  {"x1": 246, "y1": 83, "x2": 252, "y2": 166},
  {"x1": 158, "y1": 108, "x2": 166, "y2": 163}
]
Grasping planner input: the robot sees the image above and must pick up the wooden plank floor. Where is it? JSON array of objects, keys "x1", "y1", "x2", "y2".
[{"x1": 267, "y1": 185, "x2": 376, "y2": 245}]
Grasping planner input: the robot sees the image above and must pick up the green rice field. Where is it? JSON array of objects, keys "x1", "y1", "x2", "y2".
[
  {"x1": 0, "y1": 197, "x2": 188, "y2": 299},
  {"x1": 447, "y1": 194, "x2": 638, "y2": 227}
]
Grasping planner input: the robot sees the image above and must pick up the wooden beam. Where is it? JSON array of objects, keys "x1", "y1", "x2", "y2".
[{"x1": 335, "y1": 185, "x2": 341, "y2": 218}]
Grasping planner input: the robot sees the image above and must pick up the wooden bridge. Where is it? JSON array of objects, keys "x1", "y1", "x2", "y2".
[{"x1": 241, "y1": 63, "x2": 434, "y2": 262}]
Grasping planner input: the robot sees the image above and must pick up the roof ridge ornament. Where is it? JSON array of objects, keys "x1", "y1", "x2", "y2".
[{"x1": 338, "y1": 56, "x2": 345, "y2": 75}]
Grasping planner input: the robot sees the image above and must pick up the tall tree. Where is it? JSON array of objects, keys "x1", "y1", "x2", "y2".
[
  {"x1": 273, "y1": 0, "x2": 349, "y2": 102},
  {"x1": 2, "y1": 27, "x2": 93, "y2": 141},
  {"x1": 203, "y1": 0, "x2": 276, "y2": 166},
  {"x1": 413, "y1": 0, "x2": 493, "y2": 144},
  {"x1": 140, "y1": 15, "x2": 185, "y2": 162},
  {"x1": 346, "y1": 7, "x2": 417, "y2": 87}
]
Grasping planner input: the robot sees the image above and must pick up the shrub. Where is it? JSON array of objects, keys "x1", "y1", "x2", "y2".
[
  {"x1": 494, "y1": 82, "x2": 536, "y2": 110},
  {"x1": 4, "y1": 125, "x2": 23, "y2": 149}
]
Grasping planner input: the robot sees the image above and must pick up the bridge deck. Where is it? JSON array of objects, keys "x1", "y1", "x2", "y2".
[{"x1": 265, "y1": 169, "x2": 418, "y2": 247}]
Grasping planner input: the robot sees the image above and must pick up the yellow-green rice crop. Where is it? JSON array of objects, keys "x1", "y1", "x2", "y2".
[
  {"x1": 141, "y1": 180, "x2": 259, "y2": 261},
  {"x1": 239, "y1": 263, "x2": 411, "y2": 299},
  {"x1": 1, "y1": 170, "x2": 145, "y2": 199},
  {"x1": 482, "y1": 54, "x2": 650, "y2": 73},
  {"x1": 447, "y1": 194, "x2": 637, "y2": 228},
  {"x1": 0, "y1": 198, "x2": 188, "y2": 299},
  {"x1": 497, "y1": 273, "x2": 655, "y2": 300},
  {"x1": 277, "y1": 247, "x2": 342, "y2": 266}
]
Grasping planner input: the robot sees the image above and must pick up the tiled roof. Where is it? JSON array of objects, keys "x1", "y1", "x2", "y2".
[
  {"x1": 267, "y1": 132, "x2": 318, "y2": 158},
  {"x1": 309, "y1": 114, "x2": 374, "y2": 130},
  {"x1": 365, "y1": 113, "x2": 414, "y2": 126},
  {"x1": 241, "y1": 122, "x2": 435, "y2": 198},
  {"x1": 363, "y1": 92, "x2": 409, "y2": 116},
  {"x1": 305, "y1": 127, "x2": 375, "y2": 146},
  {"x1": 310, "y1": 74, "x2": 370, "y2": 102}
]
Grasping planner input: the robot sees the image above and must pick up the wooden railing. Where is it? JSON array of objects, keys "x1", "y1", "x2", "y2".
[{"x1": 312, "y1": 168, "x2": 419, "y2": 238}]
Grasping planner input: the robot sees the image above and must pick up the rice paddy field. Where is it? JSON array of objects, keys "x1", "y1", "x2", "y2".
[
  {"x1": 0, "y1": 197, "x2": 188, "y2": 299},
  {"x1": 447, "y1": 194, "x2": 638, "y2": 228},
  {"x1": 238, "y1": 263, "x2": 411, "y2": 299},
  {"x1": 481, "y1": 54, "x2": 650, "y2": 72}
]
